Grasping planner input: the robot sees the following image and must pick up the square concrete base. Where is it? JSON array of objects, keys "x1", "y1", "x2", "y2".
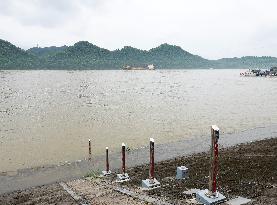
[
  {"x1": 176, "y1": 166, "x2": 189, "y2": 179},
  {"x1": 183, "y1": 188, "x2": 200, "y2": 197},
  {"x1": 141, "y1": 178, "x2": 160, "y2": 190},
  {"x1": 102, "y1": 170, "x2": 112, "y2": 176},
  {"x1": 116, "y1": 173, "x2": 130, "y2": 182},
  {"x1": 196, "y1": 189, "x2": 226, "y2": 205}
]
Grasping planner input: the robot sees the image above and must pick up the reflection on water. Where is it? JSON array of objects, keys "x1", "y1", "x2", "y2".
[{"x1": 0, "y1": 69, "x2": 277, "y2": 171}]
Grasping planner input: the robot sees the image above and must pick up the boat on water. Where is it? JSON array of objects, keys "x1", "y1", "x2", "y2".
[
  {"x1": 240, "y1": 67, "x2": 277, "y2": 77},
  {"x1": 268, "y1": 67, "x2": 277, "y2": 76},
  {"x1": 122, "y1": 64, "x2": 155, "y2": 70},
  {"x1": 240, "y1": 69, "x2": 260, "y2": 77}
]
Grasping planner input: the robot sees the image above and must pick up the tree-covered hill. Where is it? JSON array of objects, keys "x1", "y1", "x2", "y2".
[
  {"x1": 33, "y1": 41, "x2": 209, "y2": 69},
  {"x1": 212, "y1": 56, "x2": 277, "y2": 68},
  {"x1": 27, "y1": 45, "x2": 67, "y2": 58},
  {"x1": 0, "y1": 39, "x2": 39, "y2": 69},
  {"x1": 148, "y1": 43, "x2": 211, "y2": 68},
  {"x1": 44, "y1": 41, "x2": 113, "y2": 69},
  {"x1": 1, "y1": 39, "x2": 277, "y2": 69}
]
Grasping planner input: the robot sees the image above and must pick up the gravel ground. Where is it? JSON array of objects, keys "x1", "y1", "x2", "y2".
[{"x1": 0, "y1": 183, "x2": 76, "y2": 205}]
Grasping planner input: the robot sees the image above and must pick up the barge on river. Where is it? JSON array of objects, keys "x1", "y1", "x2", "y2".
[{"x1": 122, "y1": 64, "x2": 155, "y2": 70}]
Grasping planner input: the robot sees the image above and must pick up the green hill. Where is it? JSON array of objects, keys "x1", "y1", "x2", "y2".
[
  {"x1": 44, "y1": 41, "x2": 112, "y2": 69},
  {"x1": 212, "y1": 56, "x2": 277, "y2": 68},
  {"x1": 1, "y1": 39, "x2": 277, "y2": 69},
  {"x1": 148, "y1": 43, "x2": 210, "y2": 68},
  {"x1": 38, "y1": 41, "x2": 209, "y2": 69},
  {"x1": 27, "y1": 45, "x2": 67, "y2": 58},
  {"x1": 0, "y1": 39, "x2": 38, "y2": 69}
]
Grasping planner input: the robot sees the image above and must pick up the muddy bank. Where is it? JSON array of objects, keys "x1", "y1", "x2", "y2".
[
  {"x1": 0, "y1": 138, "x2": 276, "y2": 204},
  {"x1": 0, "y1": 124, "x2": 277, "y2": 194},
  {"x1": 126, "y1": 138, "x2": 277, "y2": 204},
  {"x1": 0, "y1": 183, "x2": 76, "y2": 205}
]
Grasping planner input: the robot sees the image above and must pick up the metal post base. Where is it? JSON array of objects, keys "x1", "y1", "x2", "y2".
[
  {"x1": 101, "y1": 170, "x2": 112, "y2": 176},
  {"x1": 116, "y1": 173, "x2": 130, "y2": 182},
  {"x1": 196, "y1": 189, "x2": 226, "y2": 205},
  {"x1": 141, "y1": 178, "x2": 160, "y2": 190}
]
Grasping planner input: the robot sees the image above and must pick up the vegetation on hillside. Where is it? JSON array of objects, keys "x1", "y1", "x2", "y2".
[
  {"x1": 0, "y1": 39, "x2": 39, "y2": 69},
  {"x1": 1, "y1": 39, "x2": 277, "y2": 69},
  {"x1": 27, "y1": 45, "x2": 67, "y2": 58}
]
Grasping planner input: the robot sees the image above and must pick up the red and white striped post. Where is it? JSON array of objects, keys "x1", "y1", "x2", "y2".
[
  {"x1": 88, "y1": 139, "x2": 91, "y2": 160},
  {"x1": 208, "y1": 125, "x2": 220, "y2": 196},
  {"x1": 106, "y1": 147, "x2": 109, "y2": 172},
  {"x1": 149, "y1": 138, "x2": 155, "y2": 181},
  {"x1": 122, "y1": 143, "x2": 126, "y2": 174}
]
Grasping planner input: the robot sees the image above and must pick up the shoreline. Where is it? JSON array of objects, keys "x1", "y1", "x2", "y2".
[
  {"x1": 1, "y1": 137, "x2": 276, "y2": 204},
  {"x1": 0, "y1": 124, "x2": 277, "y2": 194}
]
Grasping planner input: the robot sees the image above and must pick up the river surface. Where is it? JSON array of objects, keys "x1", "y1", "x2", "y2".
[{"x1": 0, "y1": 69, "x2": 277, "y2": 172}]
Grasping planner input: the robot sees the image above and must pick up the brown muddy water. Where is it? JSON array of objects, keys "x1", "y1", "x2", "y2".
[{"x1": 0, "y1": 69, "x2": 277, "y2": 172}]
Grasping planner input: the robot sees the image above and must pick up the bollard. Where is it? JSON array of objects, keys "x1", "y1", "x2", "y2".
[
  {"x1": 141, "y1": 138, "x2": 160, "y2": 190},
  {"x1": 116, "y1": 143, "x2": 130, "y2": 182},
  {"x1": 88, "y1": 139, "x2": 91, "y2": 160},
  {"x1": 102, "y1": 147, "x2": 111, "y2": 176},
  {"x1": 106, "y1": 147, "x2": 109, "y2": 172},
  {"x1": 195, "y1": 125, "x2": 226, "y2": 205},
  {"x1": 149, "y1": 138, "x2": 155, "y2": 181},
  {"x1": 122, "y1": 143, "x2": 126, "y2": 174},
  {"x1": 208, "y1": 125, "x2": 219, "y2": 195}
]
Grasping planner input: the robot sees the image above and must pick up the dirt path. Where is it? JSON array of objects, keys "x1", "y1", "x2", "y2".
[{"x1": 66, "y1": 179, "x2": 147, "y2": 205}]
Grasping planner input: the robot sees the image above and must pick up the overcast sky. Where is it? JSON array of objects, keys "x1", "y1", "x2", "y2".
[{"x1": 0, "y1": 0, "x2": 277, "y2": 59}]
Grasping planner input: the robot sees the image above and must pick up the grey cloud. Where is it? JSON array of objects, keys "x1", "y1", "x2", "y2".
[
  {"x1": 0, "y1": 0, "x2": 81, "y2": 28},
  {"x1": 0, "y1": 0, "x2": 14, "y2": 15},
  {"x1": 1, "y1": 0, "x2": 277, "y2": 59}
]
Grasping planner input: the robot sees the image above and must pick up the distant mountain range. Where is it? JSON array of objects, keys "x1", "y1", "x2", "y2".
[{"x1": 1, "y1": 39, "x2": 277, "y2": 69}]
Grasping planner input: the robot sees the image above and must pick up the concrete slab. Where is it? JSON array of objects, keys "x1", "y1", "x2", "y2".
[
  {"x1": 176, "y1": 166, "x2": 189, "y2": 179},
  {"x1": 183, "y1": 188, "x2": 200, "y2": 197},
  {"x1": 141, "y1": 178, "x2": 160, "y2": 190},
  {"x1": 101, "y1": 170, "x2": 112, "y2": 176},
  {"x1": 196, "y1": 189, "x2": 226, "y2": 205},
  {"x1": 116, "y1": 173, "x2": 130, "y2": 182},
  {"x1": 226, "y1": 197, "x2": 251, "y2": 205}
]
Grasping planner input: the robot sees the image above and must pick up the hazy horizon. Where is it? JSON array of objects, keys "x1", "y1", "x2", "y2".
[{"x1": 1, "y1": 0, "x2": 277, "y2": 59}]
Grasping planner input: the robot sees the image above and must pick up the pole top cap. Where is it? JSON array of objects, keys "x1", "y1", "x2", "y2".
[
  {"x1": 150, "y1": 138, "x2": 155, "y2": 142},
  {"x1": 211, "y1": 125, "x2": 219, "y2": 131},
  {"x1": 89, "y1": 139, "x2": 91, "y2": 141},
  {"x1": 122, "y1": 143, "x2": 125, "y2": 147},
  {"x1": 106, "y1": 147, "x2": 108, "y2": 150}
]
